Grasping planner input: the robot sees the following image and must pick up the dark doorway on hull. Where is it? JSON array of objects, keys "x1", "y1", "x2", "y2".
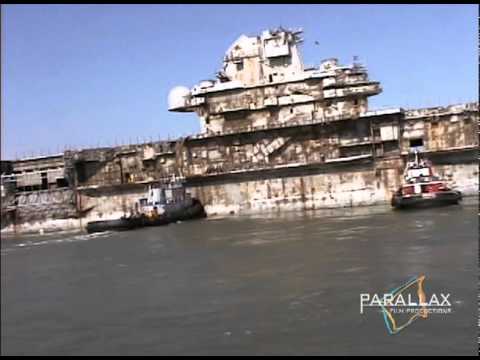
[
  {"x1": 76, "y1": 163, "x2": 87, "y2": 183},
  {"x1": 56, "y1": 177, "x2": 68, "y2": 188},
  {"x1": 41, "y1": 172, "x2": 48, "y2": 190},
  {"x1": 409, "y1": 138, "x2": 424, "y2": 148},
  {"x1": 409, "y1": 138, "x2": 424, "y2": 152}
]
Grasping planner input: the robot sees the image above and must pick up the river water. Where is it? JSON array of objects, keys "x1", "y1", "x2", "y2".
[{"x1": 1, "y1": 200, "x2": 478, "y2": 355}]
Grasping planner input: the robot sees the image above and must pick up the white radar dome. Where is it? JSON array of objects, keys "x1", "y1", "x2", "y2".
[{"x1": 168, "y1": 86, "x2": 191, "y2": 110}]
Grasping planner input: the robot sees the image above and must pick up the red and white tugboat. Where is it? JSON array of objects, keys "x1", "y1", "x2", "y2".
[{"x1": 391, "y1": 151, "x2": 462, "y2": 209}]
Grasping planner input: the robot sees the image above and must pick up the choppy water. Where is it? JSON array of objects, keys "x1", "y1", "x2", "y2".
[{"x1": 1, "y1": 200, "x2": 478, "y2": 355}]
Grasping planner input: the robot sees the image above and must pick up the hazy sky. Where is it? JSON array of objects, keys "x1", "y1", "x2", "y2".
[{"x1": 1, "y1": 4, "x2": 478, "y2": 159}]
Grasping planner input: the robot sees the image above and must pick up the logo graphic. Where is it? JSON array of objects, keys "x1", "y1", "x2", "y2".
[{"x1": 360, "y1": 275, "x2": 452, "y2": 335}]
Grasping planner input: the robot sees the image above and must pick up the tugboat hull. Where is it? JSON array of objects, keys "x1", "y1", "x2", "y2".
[
  {"x1": 85, "y1": 198, "x2": 207, "y2": 233},
  {"x1": 391, "y1": 191, "x2": 462, "y2": 210},
  {"x1": 142, "y1": 216, "x2": 170, "y2": 227},
  {"x1": 86, "y1": 217, "x2": 143, "y2": 234}
]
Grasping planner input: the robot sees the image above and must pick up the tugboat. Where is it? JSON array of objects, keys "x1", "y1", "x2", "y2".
[
  {"x1": 86, "y1": 176, "x2": 206, "y2": 233},
  {"x1": 391, "y1": 151, "x2": 462, "y2": 209},
  {"x1": 138, "y1": 176, "x2": 206, "y2": 225}
]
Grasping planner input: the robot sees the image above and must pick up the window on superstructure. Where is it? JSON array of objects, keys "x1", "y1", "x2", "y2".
[
  {"x1": 409, "y1": 138, "x2": 424, "y2": 148},
  {"x1": 409, "y1": 138, "x2": 424, "y2": 153}
]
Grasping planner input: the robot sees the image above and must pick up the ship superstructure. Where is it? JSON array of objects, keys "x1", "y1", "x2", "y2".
[{"x1": 169, "y1": 28, "x2": 381, "y2": 135}]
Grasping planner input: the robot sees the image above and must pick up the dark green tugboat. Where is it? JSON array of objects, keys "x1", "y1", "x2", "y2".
[{"x1": 86, "y1": 176, "x2": 206, "y2": 234}]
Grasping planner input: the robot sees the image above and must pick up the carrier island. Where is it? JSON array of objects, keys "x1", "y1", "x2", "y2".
[{"x1": 1, "y1": 28, "x2": 478, "y2": 234}]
